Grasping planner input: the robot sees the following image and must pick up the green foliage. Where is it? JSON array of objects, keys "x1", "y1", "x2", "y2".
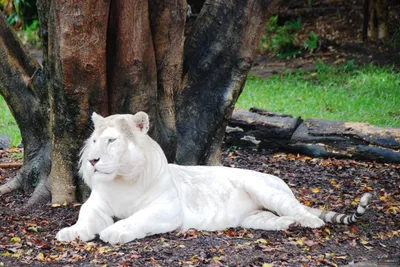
[
  {"x1": 0, "y1": 95, "x2": 21, "y2": 147},
  {"x1": 304, "y1": 32, "x2": 318, "y2": 53},
  {"x1": 1, "y1": 0, "x2": 40, "y2": 46},
  {"x1": 16, "y1": 19, "x2": 41, "y2": 47},
  {"x1": 260, "y1": 16, "x2": 302, "y2": 59},
  {"x1": 390, "y1": 28, "x2": 400, "y2": 49},
  {"x1": 260, "y1": 16, "x2": 319, "y2": 59},
  {"x1": 237, "y1": 62, "x2": 400, "y2": 127}
]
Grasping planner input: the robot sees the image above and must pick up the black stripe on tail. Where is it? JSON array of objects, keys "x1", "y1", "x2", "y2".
[{"x1": 318, "y1": 193, "x2": 372, "y2": 224}]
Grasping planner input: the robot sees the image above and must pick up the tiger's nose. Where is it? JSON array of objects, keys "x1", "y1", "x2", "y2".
[{"x1": 89, "y1": 158, "x2": 100, "y2": 166}]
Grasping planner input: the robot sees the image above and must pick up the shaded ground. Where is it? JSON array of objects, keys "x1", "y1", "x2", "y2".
[
  {"x1": 251, "y1": 1, "x2": 400, "y2": 78},
  {"x1": 1, "y1": 148, "x2": 399, "y2": 266}
]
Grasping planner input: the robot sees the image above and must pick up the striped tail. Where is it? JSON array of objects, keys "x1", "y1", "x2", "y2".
[{"x1": 306, "y1": 193, "x2": 372, "y2": 224}]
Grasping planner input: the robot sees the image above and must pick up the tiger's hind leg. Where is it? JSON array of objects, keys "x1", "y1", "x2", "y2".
[
  {"x1": 243, "y1": 180, "x2": 325, "y2": 229},
  {"x1": 240, "y1": 211, "x2": 297, "y2": 231}
]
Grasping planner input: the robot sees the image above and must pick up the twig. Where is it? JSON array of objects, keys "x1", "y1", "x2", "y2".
[{"x1": 0, "y1": 162, "x2": 23, "y2": 169}]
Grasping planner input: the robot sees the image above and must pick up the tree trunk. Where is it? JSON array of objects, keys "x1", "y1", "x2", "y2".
[
  {"x1": 176, "y1": 0, "x2": 270, "y2": 165},
  {"x1": 0, "y1": 0, "x2": 281, "y2": 205},
  {"x1": 0, "y1": 12, "x2": 51, "y2": 206},
  {"x1": 366, "y1": 0, "x2": 389, "y2": 40}
]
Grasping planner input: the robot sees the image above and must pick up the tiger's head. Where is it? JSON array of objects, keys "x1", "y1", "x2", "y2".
[{"x1": 79, "y1": 111, "x2": 151, "y2": 187}]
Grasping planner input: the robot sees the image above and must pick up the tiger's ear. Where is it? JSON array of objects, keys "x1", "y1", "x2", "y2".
[
  {"x1": 132, "y1": 111, "x2": 150, "y2": 134},
  {"x1": 91, "y1": 112, "x2": 104, "y2": 128}
]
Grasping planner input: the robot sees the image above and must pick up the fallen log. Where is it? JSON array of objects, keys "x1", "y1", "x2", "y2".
[
  {"x1": 288, "y1": 119, "x2": 400, "y2": 162},
  {"x1": 225, "y1": 109, "x2": 302, "y2": 150},
  {"x1": 225, "y1": 108, "x2": 400, "y2": 163}
]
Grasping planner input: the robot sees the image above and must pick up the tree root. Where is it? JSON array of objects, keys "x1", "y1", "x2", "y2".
[
  {"x1": 0, "y1": 146, "x2": 51, "y2": 206},
  {"x1": 0, "y1": 174, "x2": 22, "y2": 195},
  {"x1": 26, "y1": 176, "x2": 51, "y2": 207}
]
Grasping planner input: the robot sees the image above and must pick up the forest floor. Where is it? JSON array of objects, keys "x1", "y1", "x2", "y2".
[
  {"x1": 1, "y1": 148, "x2": 399, "y2": 267},
  {"x1": 1, "y1": 3, "x2": 399, "y2": 267},
  {"x1": 251, "y1": 4, "x2": 400, "y2": 78}
]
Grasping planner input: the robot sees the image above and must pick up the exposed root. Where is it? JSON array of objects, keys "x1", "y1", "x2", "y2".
[
  {"x1": 1, "y1": 145, "x2": 51, "y2": 207},
  {"x1": 0, "y1": 174, "x2": 22, "y2": 195},
  {"x1": 26, "y1": 176, "x2": 51, "y2": 207}
]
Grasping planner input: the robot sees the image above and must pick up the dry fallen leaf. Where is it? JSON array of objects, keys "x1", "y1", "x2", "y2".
[
  {"x1": 10, "y1": 237, "x2": 21, "y2": 243},
  {"x1": 36, "y1": 252, "x2": 45, "y2": 262},
  {"x1": 311, "y1": 188, "x2": 321, "y2": 193}
]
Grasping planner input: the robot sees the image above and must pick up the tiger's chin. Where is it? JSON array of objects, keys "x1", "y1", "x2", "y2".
[{"x1": 91, "y1": 169, "x2": 117, "y2": 183}]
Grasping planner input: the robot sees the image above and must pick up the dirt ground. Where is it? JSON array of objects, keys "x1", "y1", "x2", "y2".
[
  {"x1": 251, "y1": 1, "x2": 400, "y2": 77},
  {"x1": 1, "y1": 148, "x2": 399, "y2": 266}
]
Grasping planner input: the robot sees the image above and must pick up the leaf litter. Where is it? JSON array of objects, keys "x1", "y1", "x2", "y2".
[{"x1": 0, "y1": 148, "x2": 399, "y2": 266}]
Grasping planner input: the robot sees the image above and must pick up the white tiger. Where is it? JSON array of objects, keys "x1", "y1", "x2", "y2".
[{"x1": 56, "y1": 112, "x2": 371, "y2": 244}]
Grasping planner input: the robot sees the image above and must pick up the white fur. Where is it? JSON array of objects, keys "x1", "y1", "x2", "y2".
[{"x1": 56, "y1": 112, "x2": 325, "y2": 245}]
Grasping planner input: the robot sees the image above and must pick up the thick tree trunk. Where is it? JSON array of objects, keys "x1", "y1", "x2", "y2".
[
  {"x1": 40, "y1": 0, "x2": 111, "y2": 203},
  {"x1": 366, "y1": 0, "x2": 389, "y2": 40},
  {"x1": 0, "y1": 0, "x2": 280, "y2": 205},
  {"x1": 0, "y1": 12, "x2": 51, "y2": 206},
  {"x1": 175, "y1": 0, "x2": 270, "y2": 165},
  {"x1": 148, "y1": 0, "x2": 187, "y2": 162}
]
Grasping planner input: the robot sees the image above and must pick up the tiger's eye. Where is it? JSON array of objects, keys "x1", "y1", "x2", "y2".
[{"x1": 108, "y1": 138, "x2": 116, "y2": 143}]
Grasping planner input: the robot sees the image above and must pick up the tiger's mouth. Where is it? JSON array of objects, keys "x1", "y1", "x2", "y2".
[{"x1": 94, "y1": 169, "x2": 113, "y2": 175}]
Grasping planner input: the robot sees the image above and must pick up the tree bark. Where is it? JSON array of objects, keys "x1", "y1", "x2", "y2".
[
  {"x1": 42, "y1": 0, "x2": 111, "y2": 203},
  {"x1": 0, "y1": 12, "x2": 51, "y2": 206},
  {"x1": 0, "y1": 0, "x2": 280, "y2": 205},
  {"x1": 367, "y1": 0, "x2": 389, "y2": 40},
  {"x1": 225, "y1": 109, "x2": 302, "y2": 150},
  {"x1": 176, "y1": 0, "x2": 270, "y2": 165},
  {"x1": 148, "y1": 0, "x2": 187, "y2": 162}
]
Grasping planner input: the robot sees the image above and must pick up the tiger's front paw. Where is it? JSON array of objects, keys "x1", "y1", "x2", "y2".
[
  {"x1": 99, "y1": 221, "x2": 145, "y2": 245},
  {"x1": 56, "y1": 225, "x2": 95, "y2": 242}
]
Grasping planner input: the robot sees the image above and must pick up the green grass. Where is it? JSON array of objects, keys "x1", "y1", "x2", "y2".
[
  {"x1": 237, "y1": 62, "x2": 400, "y2": 128},
  {"x1": 0, "y1": 62, "x2": 399, "y2": 149},
  {"x1": 0, "y1": 95, "x2": 21, "y2": 147}
]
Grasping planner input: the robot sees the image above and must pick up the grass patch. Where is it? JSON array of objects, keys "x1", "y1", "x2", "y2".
[
  {"x1": 0, "y1": 95, "x2": 21, "y2": 147},
  {"x1": 237, "y1": 61, "x2": 400, "y2": 127}
]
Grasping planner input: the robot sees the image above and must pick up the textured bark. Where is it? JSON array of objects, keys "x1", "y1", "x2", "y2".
[
  {"x1": 225, "y1": 109, "x2": 303, "y2": 150},
  {"x1": 0, "y1": 11, "x2": 51, "y2": 205},
  {"x1": 148, "y1": 0, "x2": 186, "y2": 162},
  {"x1": 45, "y1": 0, "x2": 110, "y2": 203},
  {"x1": 289, "y1": 119, "x2": 400, "y2": 162},
  {"x1": 176, "y1": 0, "x2": 270, "y2": 165},
  {"x1": 107, "y1": 0, "x2": 156, "y2": 116},
  {"x1": 367, "y1": 0, "x2": 389, "y2": 40},
  {"x1": 1, "y1": 0, "x2": 277, "y2": 205}
]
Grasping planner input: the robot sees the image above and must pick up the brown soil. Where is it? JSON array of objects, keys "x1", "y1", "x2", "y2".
[{"x1": 1, "y1": 148, "x2": 399, "y2": 266}]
